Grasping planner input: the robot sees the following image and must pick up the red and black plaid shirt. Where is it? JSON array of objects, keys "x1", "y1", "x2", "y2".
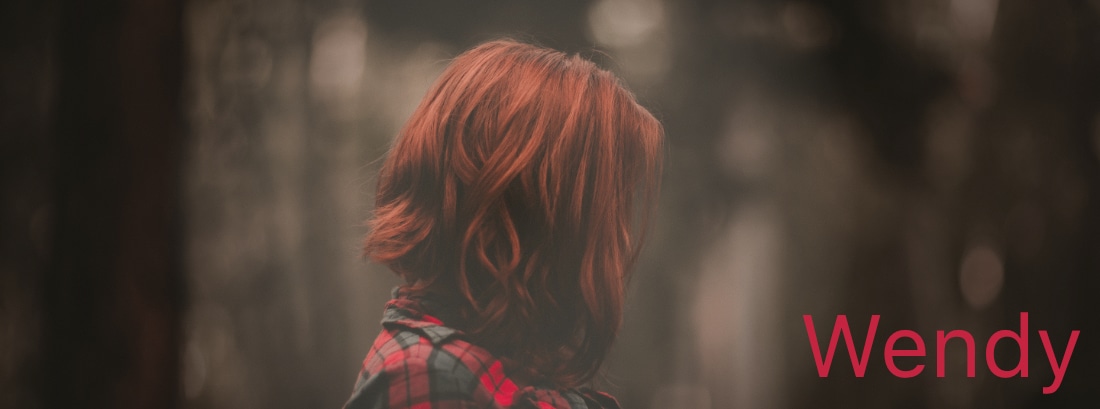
[{"x1": 343, "y1": 289, "x2": 621, "y2": 409}]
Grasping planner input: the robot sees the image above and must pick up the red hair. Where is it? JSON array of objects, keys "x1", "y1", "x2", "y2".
[{"x1": 363, "y1": 40, "x2": 663, "y2": 387}]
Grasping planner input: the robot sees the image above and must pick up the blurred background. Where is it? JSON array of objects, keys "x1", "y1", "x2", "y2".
[{"x1": 3, "y1": 0, "x2": 1100, "y2": 408}]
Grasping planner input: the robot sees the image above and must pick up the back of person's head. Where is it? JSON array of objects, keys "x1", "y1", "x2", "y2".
[{"x1": 364, "y1": 39, "x2": 663, "y2": 388}]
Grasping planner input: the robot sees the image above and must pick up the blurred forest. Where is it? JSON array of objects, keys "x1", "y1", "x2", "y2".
[{"x1": 2, "y1": 0, "x2": 1100, "y2": 408}]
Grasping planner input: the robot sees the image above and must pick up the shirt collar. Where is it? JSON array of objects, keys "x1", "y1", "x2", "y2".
[{"x1": 380, "y1": 286, "x2": 464, "y2": 344}]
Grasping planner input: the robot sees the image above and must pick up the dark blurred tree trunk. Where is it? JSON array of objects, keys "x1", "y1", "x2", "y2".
[
  {"x1": 987, "y1": 1, "x2": 1100, "y2": 406},
  {"x1": 41, "y1": 0, "x2": 185, "y2": 408},
  {"x1": 1, "y1": 0, "x2": 55, "y2": 407}
]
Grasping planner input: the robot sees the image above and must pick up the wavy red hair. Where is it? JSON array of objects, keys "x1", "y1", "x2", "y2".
[{"x1": 363, "y1": 40, "x2": 663, "y2": 387}]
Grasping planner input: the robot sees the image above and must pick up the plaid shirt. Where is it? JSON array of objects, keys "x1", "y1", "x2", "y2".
[{"x1": 343, "y1": 289, "x2": 621, "y2": 409}]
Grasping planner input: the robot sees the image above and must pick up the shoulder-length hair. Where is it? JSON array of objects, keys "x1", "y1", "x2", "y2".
[{"x1": 363, "y1": 39, "x2": 663, "y2": 388}]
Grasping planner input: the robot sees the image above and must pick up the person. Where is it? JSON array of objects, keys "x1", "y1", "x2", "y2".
[{"x1": 343, "y1": 39, "x2": 664, "y2": 409}]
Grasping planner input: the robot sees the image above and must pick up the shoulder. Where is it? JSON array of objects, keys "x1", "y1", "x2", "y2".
[
  {"x1": 345, "y1": 325, "x2": 499, "y2": 409},
  {"x1": 345, "y1": 294, "x2": 619, "y2": 409}
]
